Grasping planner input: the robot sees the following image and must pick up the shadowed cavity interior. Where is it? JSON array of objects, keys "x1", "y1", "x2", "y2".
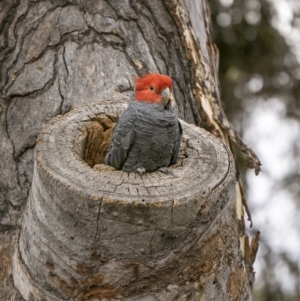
[{"x1": 74, "y1": 114, "x2": 117, "y2": 167}]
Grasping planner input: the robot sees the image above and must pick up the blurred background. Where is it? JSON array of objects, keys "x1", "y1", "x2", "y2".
[{"x1": 208, "y1": 0, "x2": 300, "y2": 300}]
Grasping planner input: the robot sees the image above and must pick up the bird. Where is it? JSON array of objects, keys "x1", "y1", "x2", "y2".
[{"x1": 104, "y1": 73, "x2": 182, "y2": 174}]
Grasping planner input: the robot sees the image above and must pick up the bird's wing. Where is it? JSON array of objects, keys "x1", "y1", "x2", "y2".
[
  {"x1": 170, "y1": 120, "x2": 182, "y2": 166},
  {"x1": 104, "y1": 104, "x2": 137, "y2": 170}
]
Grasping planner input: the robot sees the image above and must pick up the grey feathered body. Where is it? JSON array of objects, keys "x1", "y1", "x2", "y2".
[{"x1": 104, "y1": 100, "x2": 182, "y2": 173}]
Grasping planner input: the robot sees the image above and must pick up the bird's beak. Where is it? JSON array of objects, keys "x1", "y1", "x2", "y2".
[{"x1": 160, "y1": 87, "x2": 171, "y2": 107}]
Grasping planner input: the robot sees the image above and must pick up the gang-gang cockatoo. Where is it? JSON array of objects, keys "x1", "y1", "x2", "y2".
[{"x1": 104, "y1": 73, "x2": 182, "y2": 174}]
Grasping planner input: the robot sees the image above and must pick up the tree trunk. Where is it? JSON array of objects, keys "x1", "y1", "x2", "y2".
[
  {"x1": 12, "y1": 101, "x2": 244, "y2": 300},
  {"x1": 0, "y1": 0, "x2": 259, "y2": 300}
]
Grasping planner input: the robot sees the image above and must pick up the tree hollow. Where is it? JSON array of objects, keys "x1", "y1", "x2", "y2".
[{"x1": 13, "y1": 100, "x2": 240, "y2": 301}]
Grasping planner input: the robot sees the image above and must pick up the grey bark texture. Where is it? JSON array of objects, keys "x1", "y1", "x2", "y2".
[
  {"x1": 0, "y1": 0, "x2": 257, "y2": 300},
  {"x1": 13, "y1": 101, "x2": 250, "y2": 300}
]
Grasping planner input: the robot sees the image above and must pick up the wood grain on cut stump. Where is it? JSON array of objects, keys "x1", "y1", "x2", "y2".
[{"x1": 13, "y1": 101, "x2": 246, "y2": 301}]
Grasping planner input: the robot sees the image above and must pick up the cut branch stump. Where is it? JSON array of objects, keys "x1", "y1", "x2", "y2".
[{"x1": 13, "y1": 101, "x2": 247, "y2": 301}]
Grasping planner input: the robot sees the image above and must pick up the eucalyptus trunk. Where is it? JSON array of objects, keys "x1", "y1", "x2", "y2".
[{"x1": 0, "y1": 0, "x2": 260, "y2": 300}]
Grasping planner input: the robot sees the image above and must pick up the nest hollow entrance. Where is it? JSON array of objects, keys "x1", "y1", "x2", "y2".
[{"x1": 76, "y1": 114, "x2": 117, "y2": 168}]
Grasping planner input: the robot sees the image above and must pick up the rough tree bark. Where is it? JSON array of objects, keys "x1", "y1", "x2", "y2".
[
  {"x1": 0, "y1": 0, "x2": 260, "y2": 300},
  {"x1": 13, "y1": 102, "x2": 243, "y2": 300}
]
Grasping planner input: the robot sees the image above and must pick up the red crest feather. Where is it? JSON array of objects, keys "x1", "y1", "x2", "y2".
[{"x1": 134, "y1": 73, "x2": 172, "y2": 103}]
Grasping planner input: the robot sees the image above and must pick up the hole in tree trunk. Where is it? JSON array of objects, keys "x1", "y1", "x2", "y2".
[{"x1": 74, "y1": 114, "x2": 118, "y2": 168}]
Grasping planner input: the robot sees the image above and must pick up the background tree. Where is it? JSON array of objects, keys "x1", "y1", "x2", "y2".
[{"x1": 209, "y1": 0, "x2": 300, "y2": 300}]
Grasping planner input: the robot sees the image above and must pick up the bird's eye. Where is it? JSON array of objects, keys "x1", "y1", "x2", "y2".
[{"x1": 150, "y1": 86, "x2": 154, "y2": 91}]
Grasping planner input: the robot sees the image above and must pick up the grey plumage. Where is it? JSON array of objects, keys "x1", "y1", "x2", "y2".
[{"x1": 104, "y1": 100, "x2": 182, "y2": 173}]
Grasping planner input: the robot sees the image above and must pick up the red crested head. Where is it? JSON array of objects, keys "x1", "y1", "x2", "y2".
[{"x1": 134, "y1": 73, "x2": 173, "y2": 106}]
